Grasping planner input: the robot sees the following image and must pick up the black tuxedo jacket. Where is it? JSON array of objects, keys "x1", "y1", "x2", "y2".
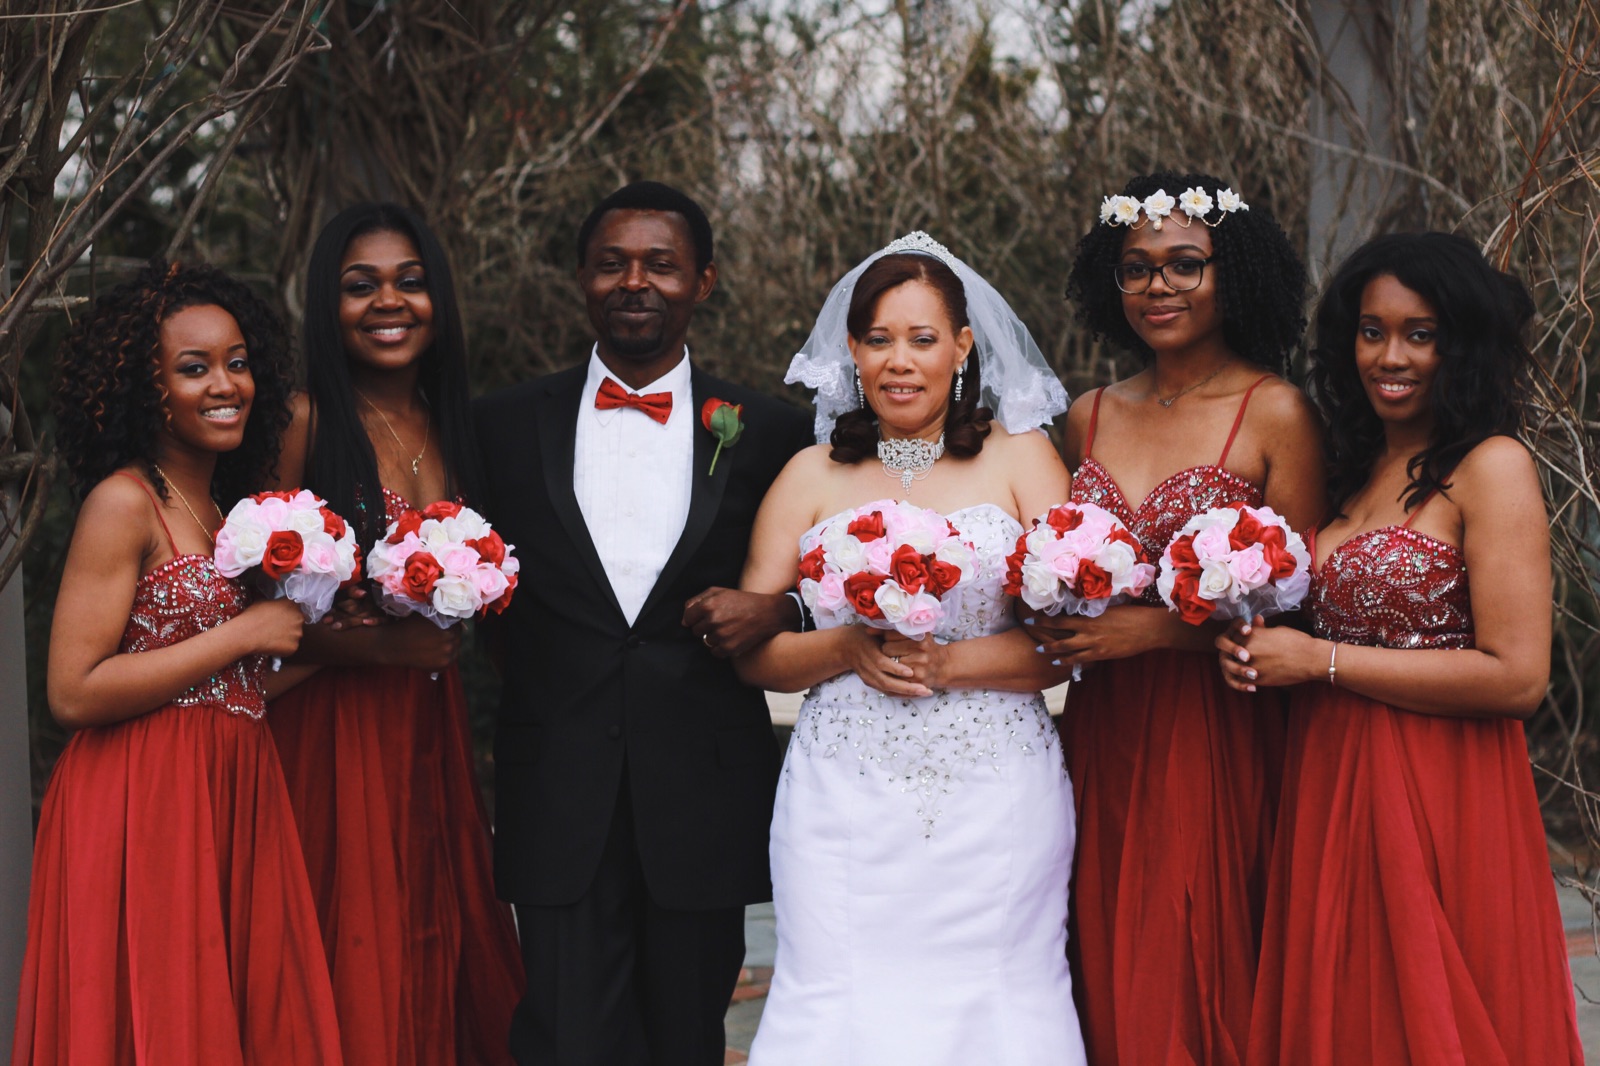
[{"x1": 475, "y1": 364, "x2": 813, "y2": 910}]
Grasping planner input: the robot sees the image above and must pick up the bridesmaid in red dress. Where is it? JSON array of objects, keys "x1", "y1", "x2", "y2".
[
  {"x1": 12, "y1": 261, "x2": 343, "y2": 1064},
  {"x1": 1218, "y1": 232, "x2": 1581, "y2": 1064},
  {"x1": 1026, "y1": 172, "x2": 1327, "y2": 1065},
  {"x1": 268, "y1": 204, "x2": 523, "y2": 1066}
]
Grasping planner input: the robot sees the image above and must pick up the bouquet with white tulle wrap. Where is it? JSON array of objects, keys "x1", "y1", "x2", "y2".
[
  {"x1": 796, "y1": 499, "x2": 979, "y2": 640},
  {"x1": 1156, "y1": 503, "x2": 1312, "y2": 626},
  {"x1": 784, "y1": 231, "x2": 1069, "y2": 442},
  {"x1": 364, "y1": 501, "x2": 519, "y2": 629}
]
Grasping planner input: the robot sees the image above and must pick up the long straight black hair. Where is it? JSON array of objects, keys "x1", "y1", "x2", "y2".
[{"x1": 303, "y1": 202, "x2": 485, "y2": 550}]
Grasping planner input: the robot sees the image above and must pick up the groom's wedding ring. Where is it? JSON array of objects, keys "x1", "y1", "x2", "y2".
[
  {"x1": 890, "y1": 656, "x2": 901, "y2": 665},
  {"x1": 702, "y1": 633, "x2": 712, "y2": 647}
]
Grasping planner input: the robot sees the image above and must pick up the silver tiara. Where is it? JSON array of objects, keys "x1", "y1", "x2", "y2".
[{"x1": 880, "y1": 231, "x2": 959, "y2": 269}]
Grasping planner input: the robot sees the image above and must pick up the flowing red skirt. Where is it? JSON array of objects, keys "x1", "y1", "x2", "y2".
[
  {"x1": 268, "y1": 663, "x2": 523, "y2": 1066},
  {"x1": 11, "y1": 705, "x2": 344, "y2": 1066},
  {"x1": 1061, "y1": 647, "x2": 1284, "y2": 1066},
  {"x1": 1248, "y1": 684, "x2": 1581, "y2": 1065}
]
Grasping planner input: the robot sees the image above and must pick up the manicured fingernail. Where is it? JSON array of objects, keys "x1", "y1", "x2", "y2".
[
  {"x1": 1023, "y1": 618, "x2": 1035, "y2": 626},
  {"x1": 1241, "y1": 625, "x2": 1252, "y2": 634},
  {"x1": 1247, "y1": 669, "x2": 1258, "y2": 680},
  {"x1": 1035, "y1": 645, "x2": 1045, "y2": 653},
  {"x1": 1051, "y1": 658, "x2": 1062, "y2": 666},
  {"x1": 1247, "y1": 685, "x2": 1257, "y2": 692},
  {"x1": 1238, "y1": 650, "x2": 1250, "y2": 663}
]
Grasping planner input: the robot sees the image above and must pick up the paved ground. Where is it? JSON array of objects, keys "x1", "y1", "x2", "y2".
[{"x1": 726, "y1": 886, "x2": 1600, "y2": 1062}]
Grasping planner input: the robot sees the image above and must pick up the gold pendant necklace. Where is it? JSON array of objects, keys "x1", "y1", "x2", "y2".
[
  {"x1": 153, "y1": 463, "x2": 225, "y2": 544},
  {"x1": 1154, "y1": 364, "x2": 1228, "y2": 408},
  {"x1": 357, "y1": 391, "x2": 430, "y2": 475}
]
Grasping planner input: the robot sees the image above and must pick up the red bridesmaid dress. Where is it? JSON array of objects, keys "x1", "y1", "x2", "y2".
[
  {"x1": 1247, "y1": 506, "x2": 1582, "y2": 1064},
  {"x1": 1062, "y1": 378, "x2": 1284, "y2": 1066},
  {"x1": 11, "y1": 474, "x2": 344, "y2": 1066},
  {"x1": 267, "y1": 488, "x2": 523, "y2": 1066}
]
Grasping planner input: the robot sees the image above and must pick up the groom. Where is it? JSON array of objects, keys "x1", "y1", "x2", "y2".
[{"x1": 477, "y1": 181, "x2": 813, "y2": 1065}]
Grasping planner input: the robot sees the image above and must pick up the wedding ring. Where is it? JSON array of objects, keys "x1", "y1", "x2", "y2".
[
  {"x1": 890, "y1": 655, "x2": 901, "y2": 665},
  {"x1": 702, "y1": 633, "x2": 712, "y2": 646}
]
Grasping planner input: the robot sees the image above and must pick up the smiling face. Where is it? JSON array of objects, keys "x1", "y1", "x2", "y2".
[
  {"x1": 337, "y1": 228, "x2": 436, "y2": 373},
  {"x1": 1354, "y1": 273, "x2": 1442, "y2": 432},
  {"x1": 578, "y1": 208, "x2": 716, "y2": 370},
  {"x1": 1117, "y1": 222, "x2": 1224, "y2": 355},
  {"x1": 155, "y1": 303, "x2": 255, "y2": 455},
  {"x1": 848, "y1": 279, "x2": 974, "y2": 439}
]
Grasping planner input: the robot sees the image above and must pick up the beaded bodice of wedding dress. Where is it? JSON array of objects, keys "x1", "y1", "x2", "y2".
[{"x1": 789, "y1": 502, "x2": 1058, "y2": 835}]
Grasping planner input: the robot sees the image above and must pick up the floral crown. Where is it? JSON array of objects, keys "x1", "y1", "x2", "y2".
[{"x1": 1098, "y1": 186, "x2": 1249, "y2": 231}]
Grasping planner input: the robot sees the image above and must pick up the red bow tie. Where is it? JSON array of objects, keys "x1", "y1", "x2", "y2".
[{"x1": 594, "y1": 377, "x2": 673, "y2": 424}]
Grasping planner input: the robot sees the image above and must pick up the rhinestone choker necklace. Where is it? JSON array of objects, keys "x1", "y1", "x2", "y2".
[{"x1": 878, "y1": 432, "x2": 945, "y2": 493}]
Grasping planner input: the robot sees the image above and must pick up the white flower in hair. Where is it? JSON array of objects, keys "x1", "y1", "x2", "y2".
[
  {"x1": 1178, "y1": 187, "x2": 1214, "y2": 219},
  {"x1": 1099, "y1": 196, "x2": 1118, "y2": 224},
  {"x1": 1109, "y1": 195, "x2": 1142, "y2": 225},
  {"x1": 1142, "y1": 190, "x2": 1176, "y2": 226},
  {"x1": 1216, "y1": 188, "x2": 1249, "y2": 213}
]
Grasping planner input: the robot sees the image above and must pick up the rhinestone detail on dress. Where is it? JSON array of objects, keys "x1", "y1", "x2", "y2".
[
  {"x1": 1308, "y1": 526, "x2": 1472, "y2": 650},
  {"x1": 1070, "y1": 457, "x2": 1263, "y2": 605},
  {"x1": 120, "y1": 554, "x2": 267, "y2": 719},
  {"x1": 789, "y1": 503, "x2": 1059, "y2": 836}
]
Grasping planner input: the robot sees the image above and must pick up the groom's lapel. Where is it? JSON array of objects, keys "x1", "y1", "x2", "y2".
[
  {"x1": 534, "y1": 372, "x2": 625, "y2": 621},
  {"x1": 638, "y1": 366, "x2": 731, "y2": 623}
]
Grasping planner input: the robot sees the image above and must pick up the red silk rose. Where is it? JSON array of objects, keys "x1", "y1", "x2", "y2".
[
  {"x1": 843, "y1": 572, "x2": 886, "y2": 620},
  {"x1": 387, "y1": 509, "x2": 424, "y2": 544},
  {"x1": 1229, "y1": 508, "x2": 1267, "y2": 550},
  {"x1": 1256, "y1": 526, "x2": 1297, "y2": 579},
  {"x1": 1107, "y1": 526, "x2": 1147, "y2": 561},
  {"x1": 889, "y1": 544, "x2": 931, "y2": 593},
  {"x1": 701, "y1": 398, "x2": 744, "y2": 474},
  {"x1": 926, "y1": 558, "x2": 963, "y2": 597},
  {"x1": 848, "y1": 511, "x2": 886, "y2": 542},
  {"x1": 1045, "y1": 505, "x2": 1085, "y2": 533},
  {"x1": 798, "y1": 545, "x2": 828, "y2": 583},
  {"x1": 321, "y1": 507, "x2": 347, "y2": 539},
  {"x1": 1168, "y1": 533, "x2": 1201, "y2": 570},
  {"x1": 487, "y1": 571, "x2": 517, "y2": 615},
  {"x1": 1170, "y1": 568, "x2": 1214, "y2": 626},
  {"x1": 261, "y1": 529, "x2": 305, "y2": 579},
  {"x1": 468, "y1": 530, "x2": 507, "y2": 566},
  {"x1": 401, "y1": 552, "x2": 444, "y2": 600},
  {"x1": 422, "y1": 500, "x2": 463, "y2": 521},
  {"x1": 1076, "y1": 559, "x2": 1114, "y2": 600}
]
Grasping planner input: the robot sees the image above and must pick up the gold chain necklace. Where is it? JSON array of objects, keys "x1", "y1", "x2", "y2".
[
  {"x1": 1154, "y1": 363, "x2": 1228, "y2": 408},
  {"x1": 357, "y1": 391, "x2": 430, "y2": 476},
  {"x1": 153, "y1": 463, "x2": 224, "y2": 544}
]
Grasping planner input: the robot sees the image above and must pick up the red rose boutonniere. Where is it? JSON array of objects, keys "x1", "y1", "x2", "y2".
[{"x1": 701, "y1": 398, "x2": 744, "y2": 475}]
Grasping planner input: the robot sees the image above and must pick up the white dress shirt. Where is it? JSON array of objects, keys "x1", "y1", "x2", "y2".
[{"x1": 574, "y1": 347, "x2": 694, "y2": 625}]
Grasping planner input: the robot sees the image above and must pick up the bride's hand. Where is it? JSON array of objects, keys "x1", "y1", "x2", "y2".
[
  {"x1": 845, "y1": 626, "x2": 933, "y2": 699},
  {"x1": 879, "y1": 634, "x2": 947, "y2": 692}
]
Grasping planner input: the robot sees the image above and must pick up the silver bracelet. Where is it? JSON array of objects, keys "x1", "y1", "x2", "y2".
[{"x1": 1327, "y1": 641, "x2": 1339, "y2": 686}]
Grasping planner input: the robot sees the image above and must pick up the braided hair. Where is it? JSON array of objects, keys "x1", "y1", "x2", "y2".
[
  {"x1": 52, "y1": 258, "x2": 293, "y2": 507},
  {"x1": 1065, "y1": 171, "x2": 1307, "y2": 371},
  {"x1": 1308, "y1": 231, "x2": 1536, "y2": 512}
]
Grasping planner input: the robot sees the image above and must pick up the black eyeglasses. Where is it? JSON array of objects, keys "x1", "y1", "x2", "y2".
[{"x1": 1113, "y1": 257, "x2": 1213, "y2": 295}]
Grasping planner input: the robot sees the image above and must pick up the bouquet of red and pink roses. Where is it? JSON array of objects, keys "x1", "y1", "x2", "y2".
[
  {"x1": 796, "y1": 499, "x2": 978, "y2": 639},
  {"x1": 365, "y1": 501, "x2": 519, "y2": 627},
  {"x1": 1156, "y1": 502, "x2": 1311, "y2": 626},
  {"x1": 214, "y1": 489, "x2": 362, "y2": 623},
  {"x1": 1002, "y1": 502, "x2": 1156, "y2": 618}
]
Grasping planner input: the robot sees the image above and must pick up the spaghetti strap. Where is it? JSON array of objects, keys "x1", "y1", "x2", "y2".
[
  {"x1": 1084, "y1": 387, "x2": 1106, "y2": 458},
  {"x1": 1217, "y1": 374, "x2": 1273, "y2": 467},
  {"x1": 112, "y1": 470, "x2": 180, "y2": 558},
  {"x1": 1401, "y1": 490, "x2": 1440, "y2": 529}
]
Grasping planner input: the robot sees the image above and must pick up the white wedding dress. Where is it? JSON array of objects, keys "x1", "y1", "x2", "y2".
[{"x1": 750, "y1": 503, "x2": 1087, "y2": 1065}]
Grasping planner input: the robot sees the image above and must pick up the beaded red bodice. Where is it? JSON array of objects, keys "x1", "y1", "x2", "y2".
[
  {"x1": 1308, "y1": 527, "x2": 1473, "y2": 650},
  {"x1": 1071, "y1": 458, "x2": 1264, "y2": 605},
  {"x1": 119, "y1": 554, "x2": 267, "y2": 719}
]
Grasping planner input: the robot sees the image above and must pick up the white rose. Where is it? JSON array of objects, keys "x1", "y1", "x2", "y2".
[
  {"x1": 1178, "y1": 186, "x2": 1214, "y2": 219},
  {"x1": 1096, "y1": 541, "x2": 1139, "y2": 587},
  {"x1": 1196, "y1": 558, "x2": 1237, "y2": 602},
  {"x1": 824, "y1": 530, "x2": 868, "y2": 575},
  {"x1": 1020, "y1": 559, "x2": 1067, "y2": 612},
  {"x1": 431, "y1": 574, "x2": 479, "y2": 620},
  {"x1": 1111, "y1": 195, "x2": 1142, "y2": 225},
  {"x1": 873, "y1": 582, "x2": 911, "y2": 626},
  {"x1": 215, "y1": 512, "x2": 270, "y2": 572},
  {"x1": 1143, "y1": 189, "x2": 1176, "y2": 221},
  {"x1": 1216, "y1": 188, "x2": 1248, "y2": 213}
]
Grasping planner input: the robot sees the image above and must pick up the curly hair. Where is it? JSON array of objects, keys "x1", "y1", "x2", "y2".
[
  {"x1": 1308, "y1": 231, "x2": 1535, "y2": 513},
  {"x1": 829, "y1": 253, "x2": 994, "y2": 463},
  {"x1": 53, "y1": 258, "x2": 293, "y2": 508},
  {"x1": 1065, "y1": 171, "x2": 1307, "y2": 371}
]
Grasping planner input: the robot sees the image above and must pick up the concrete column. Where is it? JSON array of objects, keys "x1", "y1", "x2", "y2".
[
  {"x1": 1306, "y1": 0, "x2": 1429, "y2": 282},
  {"x1": 0, "y1": 406, "x2": 33, "y2": 1054}
]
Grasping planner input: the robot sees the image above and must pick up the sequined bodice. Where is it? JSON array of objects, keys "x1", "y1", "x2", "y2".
[
  {"x1": 800, "y1": 503, "x2": 1024, "y2": 642},
  {"x1": 120, "y1": 555, "x2": 267, "y2": 719},
  {"x1": 791, "y1": 502, "x2": 1057, "y2": 835},
  {"x1": 1308, "y1": 527, "x2": 1473, "y2": 649},
  {"x1": 1071, "y1": 457, "x2": 1263, "y2": 604}
]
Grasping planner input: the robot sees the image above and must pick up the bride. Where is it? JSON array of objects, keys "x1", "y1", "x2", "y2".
[{"x1": 736, "y1": 234, "x2": 1087, "y2": 1064}]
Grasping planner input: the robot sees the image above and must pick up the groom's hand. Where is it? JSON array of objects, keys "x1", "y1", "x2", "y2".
[{"x1": 683, "y1": 587, "x2": 798, "y2": 659}]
